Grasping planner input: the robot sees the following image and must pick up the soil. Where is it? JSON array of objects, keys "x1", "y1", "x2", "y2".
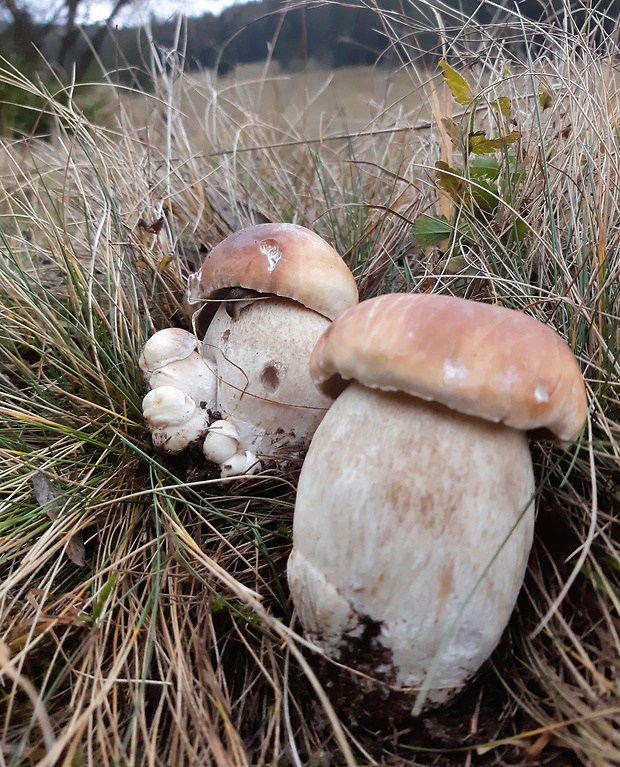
[{"x1": 305, "y1": 633, "x2": 586, "y2": 767}]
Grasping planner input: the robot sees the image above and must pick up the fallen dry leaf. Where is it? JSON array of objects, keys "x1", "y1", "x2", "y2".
[{"x1": 32, "y1": 472, "x2": 86, "y2": 567}]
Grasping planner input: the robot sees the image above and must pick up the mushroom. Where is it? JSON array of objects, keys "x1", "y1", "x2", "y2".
[
  {"x1": 220, "y1": 450, "x2": 262, "y2": 478},
  {"x1": 202, "y1": 419, "x2": 241, "y2": 464},
  {"x1": 194, "y1": 223, "x2": 358, "y2": 462},
  {"x1": 139, "y1": 328, "x2": 198, "y2": 378},
  {"x1": 142, "y1": 386, "x2": 210, "y2": 454},
  {"x1": 139, "y1": 327, "x2": 217, "y2": 454},
  {"x1": 287, "y1": 293, "x2": 588, "y2": 711},
  {"x1": 139, "y1": 328, "x2": 217, "y2": 407}
]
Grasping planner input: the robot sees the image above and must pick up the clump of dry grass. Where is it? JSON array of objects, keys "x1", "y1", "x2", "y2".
[{"x1": 0, "y1": 2, "x2": 619, "y2": 765}]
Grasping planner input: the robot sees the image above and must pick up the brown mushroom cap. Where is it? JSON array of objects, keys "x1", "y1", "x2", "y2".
[
  {"x1": 198, "y1": 223, "x2": 358, "y2": 320},
  {"x1": 310, "y1": 293, "x2": 588, "y2": 441}
]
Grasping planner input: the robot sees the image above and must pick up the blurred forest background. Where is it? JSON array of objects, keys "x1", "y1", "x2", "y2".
[{"x1": 2, "y1": 0, "x2": 620, "y2": 93}]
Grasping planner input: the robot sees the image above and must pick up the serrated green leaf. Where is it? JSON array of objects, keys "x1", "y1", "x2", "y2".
[
  {"x1": 435, "y1": 161, "x2": 464, "y2": 200},
  {"x1": 412, "y1": 215, "x2": 454, "y2": 247},
  {"x1": 439, "y1": 60, "x2": 474, "y2": 106},
  {"x1": 469, "y1": 131, "x2": 521, "y2": 154},
  {"x1": 441, "y1": 116, "x2": 462, "y2": 144},
  {"x1": 491, "y1": 97, "x2": 511, "y2": 117},
  {"x1": 469, "y1": 133, "x2": 502, "y2": 154}
]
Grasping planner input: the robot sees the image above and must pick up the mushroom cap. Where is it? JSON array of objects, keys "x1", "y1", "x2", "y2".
[
  {"x1": 142, "y1": 386, "x2": 197, "y2": 429},
  {"x1": 220, "y1": 451, "x2": 261, "y2": 478},
  {"x1": 139, "y1": 328, "x2": 198, "y2": 375},
  {"x1": 202, "y1": 420, "x2": 240, "y2": 464},
  {"x1": 197, "y1": 223, "x2": 358, "y2": 321},
  {"x1": 310, "y1": 293, "x2": 588, "y2": 441},
  {"x1": 142, "y1": 387, "x2": 209, "y2": 453}
]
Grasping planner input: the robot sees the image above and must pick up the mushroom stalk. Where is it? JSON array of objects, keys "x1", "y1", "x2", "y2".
[
  {"x1": 288, "y1": 384, "x2": 535, "y2": 706},
  {"x1": 202, "y1": 297, "x2": 335, "y2": 460}
]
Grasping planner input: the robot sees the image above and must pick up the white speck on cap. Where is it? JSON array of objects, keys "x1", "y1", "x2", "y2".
[
  {"x1": 443, "y1": 359, "x2": 468, "y2": 382},
  {"x1": 260, "y1": 239, "x2": 282, "y2": 272}
]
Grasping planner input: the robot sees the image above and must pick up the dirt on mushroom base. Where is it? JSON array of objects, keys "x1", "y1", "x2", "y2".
[{"x1": 304, "y1": 631, "x2": 584, "y2": 767}]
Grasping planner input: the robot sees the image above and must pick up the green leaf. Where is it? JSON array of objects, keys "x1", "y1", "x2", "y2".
[
  {"x1": 439, "y1": 60, "x2": 474, "y2": 106},
  {"x1": 469, "y1": 131, "x2": 521, "y2": 154},
  {"x1": 470, "y1": 179, "x2": 499, "y2": 213},
  {"x1": 157, "y1": 254, "x2": 174, "y2": 273},
  {"x1": 509, "y1": 217, "x2": 529, "y2": 243},
  {"x1": 92, "y1": 573, "x2": 117, "y2": 621},
  {"x1": 470, "y1": 155, "x2": 501, "y2": 180},
  {"x1": 539, "y1": 88, "x2": 553, "y2": 109},
  {"x1": 412, "y1": 215, "x2": 454, "y2": 247},
  {"x1": 439, "y1": 254, "x2": 470, "y2": 274},
  {"x1": 469, "y1": 133, "x2": 502, "y2": 154},
  {"x1": 441, "y1": 116, "x2": 463, "y2": 145},
  {"x1": 491, "y1": 97, "x2": 511, "y2": 117},
  {"x1": 435, "y1": 161, "x2": 464, "y2": 200},
  {"x1": 503, "y1": 131, "x2": 521, "y2": 145}
]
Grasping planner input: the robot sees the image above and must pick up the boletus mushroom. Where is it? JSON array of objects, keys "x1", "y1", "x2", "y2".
[
  {"x1": 287, "y1": 293, "x2": 588, "y2": 711},
  {"x1": 193, "y1": 223, "x2": 358, "y2": 463}
]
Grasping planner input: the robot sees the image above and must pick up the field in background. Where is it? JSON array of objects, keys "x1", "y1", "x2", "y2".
[{"x1": 125, "y1": 61, "x2": 433, "y2": 147}]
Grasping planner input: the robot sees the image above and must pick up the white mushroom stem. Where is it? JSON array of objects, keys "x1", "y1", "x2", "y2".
[
  {"x1": 202, "y1": 420, "x2": 240, "y2": 464},
  {"x1": 140, "y1": 327, "x2": 217, "y2": 410},
  {"x1": 201, "y1": 297, "x2": 333, "y2": 460},
  {"x1": 142, "y1": 386, "x2": 209, "y2": 454},
  {"x1": 288, "y1": 384, "x2": 535, "y2": 708},
  {"x1": 148, "y1": 352, "x2": 217, "y2": 407}
]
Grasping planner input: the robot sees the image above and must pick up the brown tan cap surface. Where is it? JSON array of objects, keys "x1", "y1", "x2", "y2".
[
  {"x1": 198, "y1": 223, "x2": 358, "y2": 320},
  {"x1": 310, "y1": 293, "x2": 588, "y2": 441}
]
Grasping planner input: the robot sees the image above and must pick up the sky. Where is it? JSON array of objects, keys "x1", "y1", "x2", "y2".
[{"x1": 79, "y1": 0, "x2": 238, "y2": 24}]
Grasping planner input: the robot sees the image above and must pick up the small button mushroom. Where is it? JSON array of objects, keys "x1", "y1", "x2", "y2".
[
  {"x1": 287, "y1": 293, "x2": 588, "y2": 713},
  {"x1": 194, "y1": 223, "x2": 358, "y2": 462},
  {"x1": 139, "y1": 328, "x2": 198, "y2": 377},
  {"x1": 140, "y1": 328, "x2": 217, "y2": 407},
  {"x1": 220, "y1": 450, "x2": 261, "y2": 478},
  {"x1": 142, "y1": 386, "x2": 209, "y2": 454},
  {"x1": 202, "y1": 419, "x2": 240, "y2": 464}
]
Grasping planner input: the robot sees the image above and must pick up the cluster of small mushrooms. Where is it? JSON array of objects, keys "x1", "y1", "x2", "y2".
[{"x1": 140, "y1": 222, "x2": 588, "y2": 712}]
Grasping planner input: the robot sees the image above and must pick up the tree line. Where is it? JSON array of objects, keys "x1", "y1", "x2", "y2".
[{"x1": 3, "y1": 0, "x2": 620, "y2": 80}]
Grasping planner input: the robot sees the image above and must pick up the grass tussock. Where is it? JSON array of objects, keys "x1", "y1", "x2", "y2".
[{"x1": 0, "y1": 2, "x2": 619, "y2": 765}]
